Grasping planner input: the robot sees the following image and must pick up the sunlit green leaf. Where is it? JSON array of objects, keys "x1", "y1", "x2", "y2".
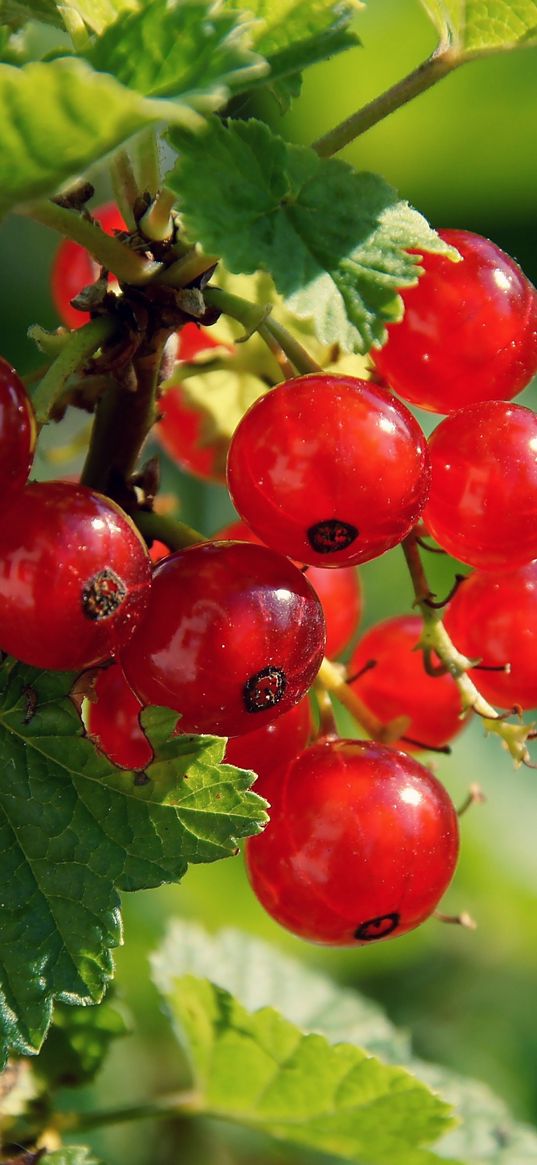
[
  {"x1": 169, "y1": 117, "x2": 457, "y2": 352},
  {"x1": 0, "y1": 661, "x2": 266, "y2": 1066},
  {"x1": 421, "y1": 0, "x2": 537, "y2": 53}
]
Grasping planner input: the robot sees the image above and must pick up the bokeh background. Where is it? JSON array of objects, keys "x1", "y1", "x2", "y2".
[{"x1": 1, "y1": 1, "x2": 537, "y2": 1160}]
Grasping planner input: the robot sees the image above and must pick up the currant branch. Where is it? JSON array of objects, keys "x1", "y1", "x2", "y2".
[
  {"x1": 402, "y1": 531, "x2": 533, "y2": 766},
  {"x1": 312, "y1": 48, "x2": 459, "y2": 157},
  {"x1": 203, "y1": 286, "x2": 322, "y2": 376},
  {"x1": 19, "y1": 200, "x2": 162, "y2": 285},
  {"x1": 29, "y1": 317, "x2": 118, "y2": 424}
]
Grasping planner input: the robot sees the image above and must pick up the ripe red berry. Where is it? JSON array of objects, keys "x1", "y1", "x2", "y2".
[
  {"x1": 227, "y1": 374, "x2": 430, "y2": 568},
  {"x1": 444, "y1": 562, "x2": 537, "y2": 710},
  {"x1": 87, "y1": 663, "x2": 153, "y2": 770},
  {"x1": 349, "y1": 614, "x2": 466, "y2": 751},
  {"x1": 0, "y1": 482, "x2": 151, "y2": 671},
  {"x1": 120, "y1": 541, "x2": 326, "y2": 736},
  {"x1": 0, "y1": 357, "x2": 36, "y2": 497},
  {"x1": 217, "y1": 520, "x2": 362, "y2": 657},
  {"x1": 245, "y1": 737, "x2": 459, "y2": 945},
  {"x1": 372, "y1": 229, "x2": 537, "y2": 413},
  {"x1": 50, "y1": 203, "x2": 126, "y2": 328},
  {"x1": 424, "y1": 401, "x2": 537, "y2": 569},
  {"x1": 224, "y1": 695, "x2": 312, "y2": 781}
]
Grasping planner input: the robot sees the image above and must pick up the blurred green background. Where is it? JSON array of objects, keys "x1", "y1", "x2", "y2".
[{"x1": 1, "y1": 1, "x2": 537, "y2": 1161}]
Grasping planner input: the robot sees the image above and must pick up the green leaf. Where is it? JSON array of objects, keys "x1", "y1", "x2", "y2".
[
  {"x1": 0, "y1": 660, "x2": 266, "y2": 1066},
  {"x1": 63, "y1": 0, "x2": 138, "y2": 36},
  {"x1": 152, "y1": 923, "x2": 457, "y2": 1165},
  {"x1": 169, "y1": 117, "x2": 458, "y2": 352},
  {"x1": 421, "y1": 0, "x2": 537, "y2": 54},
  {"x1": 32, "y1": 995, "x2": 129, "y2": 1089},
  {"x1": 86, "y1": 0, "x2": 266, "y2": 104},
  {"x1": 0, "y1": 0, "x2": 63, "y2": 29},
  {"x1": 43, "y1": 1149, "x2": 102, "y2": 1165},
  {"x1": 153, "y1": 924, "x2": 537, "y2": 1165},
  {"x1": 224, "y1": 0, "x2": 362, "y2": 110},
  {"x1": 0, "y1": 57, "x2": 174, "y2": 217}
]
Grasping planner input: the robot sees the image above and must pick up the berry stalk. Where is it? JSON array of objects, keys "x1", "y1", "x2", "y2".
[
  {"x1": 30, "y1": 316, "x2": 118, "y2": 424},
  {"x1": 312, "y1": 48, "x2": 458, "y2": 157},
  {"x1": 402, "y1": 531, "x2": 532, "y2": 765}
]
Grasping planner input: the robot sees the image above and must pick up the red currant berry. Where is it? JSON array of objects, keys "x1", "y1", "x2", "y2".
[
  {"x1": 50, "y1": 203, "x2": 126, "y2": 328},
  {"x1": 87, "y1": 663, "x2": 153, "y2": 770},
  {"x1": 424, "y1": 401, "x2": 537, "y2": 569},
  {"x1": 444, "y1": 562, "x2": 537, "y2": 709},
  {"x1": 372, "y1": 229, "x2": 537, "y2": 413},
  {"x1": 245, "y1": 737, "x2": 459, "y2": 945},
  {"x1": 0, "y1": 482, "x2": 151, "y2": 671},
  {"x1": 224, "y1": 695, "x2": 312, "y2": 781},
  {"x1": 349, "y1": 614, "x2": 466, "y2": 751},
  {"x1": 0, "y1": 357, "x2": 36, "y2": 497},
  {"x1": 227, "y1": 374, "x2": 430, "y2": 568},
  {"x1": 218, "y1": 520, "x2": 362, "y2": 657},
  {"x1": 120, "y1": 541, "x2": 326, "y2": 736}
]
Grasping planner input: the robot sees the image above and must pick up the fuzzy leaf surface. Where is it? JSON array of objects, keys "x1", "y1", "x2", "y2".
[
  {"x1": 421, "y1": 0, "x2": 537, "y2": 52},
  {"x1": 0, "y1": 57, "x2": 175, "y2": 216},
  {"x1": 152, "y1": 922, "x2": 457, "y2": 1165},
  {"x1": 0, "y1": 661, "x2": 265, "y2": 1066},
  {"x1": 153, "y1": 923, "x2": 537, "y2": 1164},
  {"x1": 224, "y1": 0, "x2": 361, "y2": 108},
  {"x1": 86, "y1": 0, "x2": 266, "y2": 104},
  {"x1": 63, "y1": 0, "x2": 138, "y2": 35},
  {"x1": 169, "y1": 118, "x2": 457, "y2": 352}
]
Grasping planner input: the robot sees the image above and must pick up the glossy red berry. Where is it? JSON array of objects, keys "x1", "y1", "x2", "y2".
[
  {"x1": 349, "y1": 614, "x2": 466, "y2": 751},
  {"x1": 424, "y1": 401, "x2": 537, "y2": 569},
  {"x1": 224, "y1": 696, "x2": 312, "y2": 781},
  {"x1": 217, "y1": 520, "x2": 362, "y2": 657},
  {"x1": 444, "y1": 562, "x2": 537, "y2": 710},
  {"x1": 227, "y1": 374, "x2": 430, "y2": 568},
  {"x1": 372, "y1": 229, "x2": 537, "y2": 413},
  {"x1": 50, "y1": 203, "x2": 126, "y2": 328},
  {"x1": 0, "y1": 357, "x2": 36, "y2": 497},
  {"x1": 120, "y1": 541, "x2": 326, "y2": 736},
  {"x1": 245, "y1": 737, "x2": 459, "y2": 945},
  {"x1": 87, "y1": 663, "x2": 153, "y2": 770},
  {"x1": 0, "y1": 482, "x2": 151, "y2": 671}
]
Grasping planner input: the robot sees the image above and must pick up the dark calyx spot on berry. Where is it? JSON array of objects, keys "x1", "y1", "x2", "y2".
[
  {"x1": 307, "y1": 519, "x2": 358, "y2": 554},
  {"x1": 354, "y1": 912, "x2": 400, "y2": 942},
  {"x1": 82, "y1": 568, "x2": 127, "y2": 621},
  {"x1": 133, "y1": 771, "x2": 150, "y2": 786},
  {"x1": 244, "y1": 666, "x2": 287, "y2": 713}
]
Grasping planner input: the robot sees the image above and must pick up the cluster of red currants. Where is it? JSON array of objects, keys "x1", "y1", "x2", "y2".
[{"x1": 3, "y1": 217, "x2": 534, "y2": 947}]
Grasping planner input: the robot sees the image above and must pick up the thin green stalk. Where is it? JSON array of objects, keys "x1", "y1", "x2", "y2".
[
  {"x1": 159, "y1": 248, "x2": 220, "y2": 288},
  {"x1": 203, "y1": 286, "x2": 272, "y2": 337},
  {"x1": 111, "y1": 149, "x2": 139, "y2": 230},
  {"x1": 402, "y1": 532, "x2": 531, "y2": 765},
  {"x1": 30, "y1": 317, "x2": 118, "y2": 424},
  {"x1": 135, "y1": 509, "x2": 206, "y2": 551},
  {"x1": 55, "y1": 1090, "x2": 202, "y2": 1133},
  {"x1": 317, "y1": 657, "x2": 410, "y2": 744},
  {"x1": 139, "y1": 188, "x2": 176, "y2": 242},
  {"x1": 259, "y1": 318, "x2": 321, "y2": 376},
  {"x1": 135, "y1": 127, "x2": 162, "y2": 198},
  {"x1": 19, "y1": 201, "x2": 161, "y2": 284},
  {"x1": 203, "y1": 287, "x2": 321, "y2": 376},
  {"x1": 312, "y1": 48, "x2": 459, "y2": 157}
]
